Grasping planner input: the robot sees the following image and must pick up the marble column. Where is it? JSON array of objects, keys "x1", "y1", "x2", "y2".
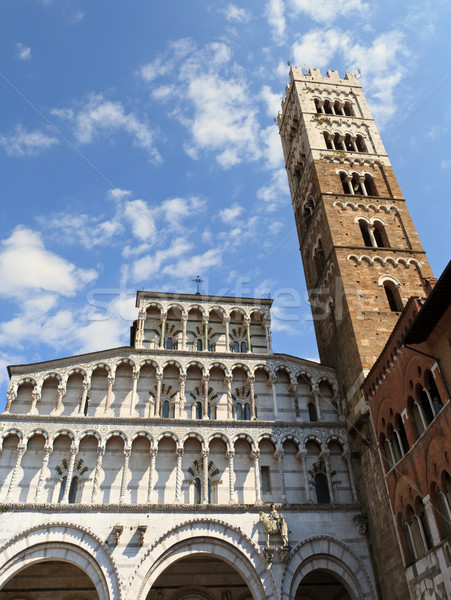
[
  {"x1": 54, "y1": 383, "x2": 65, "y2": 414},
  {"x1": 130, "y1": 370, "x2": 139, "y2": 415},
  {"x1": 61, "y1": 444, "x2": 78, "y2": 504},
  {"x1": 4, "y1": 387, "x2": 16, "y2": 413},
  {"x1": 251, "y1": 450, "x2": 262, "y2": 504},
  {"x1": 203, "y1": 376, "x2": 210, "y2": 419},
  {"x1": 135, "y1": 309, "x2": 146, "y2": 348},
  {"x1": 226, "y1": 450, "x2": 235, "y2": 503},
  {"x1": 34, "y1": 445, "x2": 52, "y2": 503},
  {"x1": 175, "y1": 447, "x2": 184, "y2": 503},
  {"x1": 178, "y1": 374, "x2": 186, "y2": 418},
  {"x1": 225, "y1": 375, "x2": 233, "y2": 419},
  {"x1": 29, "y1": 389, "x2": 40, "y2": 415},
  {"x1": 202, "y1": 449, "x2": 209, "y2": 504},
  {"x1": 154, "y1": 373, "x2": 163, "y2": 417},
  {"x1": 297, "y1": 449, "x2": 311, "y2": 503},
  {"x1": 105, "y1": 376, "x2": 114, "y2": 414},
  {"x1": 159, "y1": 314, "x2": 167, "y2": 349},
  {"x1": 312, "y1": 386, "x2": 322, "y2": 420},
  {"x1": 271, "y1": 376, "x2": 279, "y2": 420},
  {"x1": 119, "y1": 447, "x2": 131, "y2": 504},
  {"x1": 414, "y1": 399, "x2": 428, "y2": 431},
  {"x1": 322, "y1": 449, "x2": 335, "y2": 503},
  {"x1": 91, "y1": 446, "x2": 105, "y2": 504},
  {"x1": 6, "y1": 444, "x2": 26, "y2": 502},
  {"x1": 224, "y1": 316, "x2": 230, "y2": 351},
  {"x1": 147, "y1": 447, "x2": 157, "y2": 503},
  {"x1": 80, "y1": 380, "x2": 90, "y2": 416},
  {"x1": 276, "y1": 448, "x2": 287, "y2": 504},
  {"x1": 248, "y1": 376, "x2": 256, "y2": 419},
  {"x1": 204, "y1": 317, "x2": 209, "y2": 350},
  {"x1": 245, "y1": 317, "x2": 251, "y2": 352},
  {"x1": 182, "y1": 314, "x2": 188, "y2": 350},
  {"x1": 264, "y1": 316, "x2": 272, "y2": 353}
]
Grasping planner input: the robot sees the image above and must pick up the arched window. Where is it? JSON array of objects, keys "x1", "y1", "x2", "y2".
[
  {"x1": 83, "y1": 396, "x2": 89, "y2": 416},
  {"x1": 166, "y1": 337, "x2": 173, "y2": 349},
  {"x1": 303, "y1": 197, "x2": 315, "y2": 229},
  {"x1": 383, "y1": 282, "x2": 403, "y2": 312},
  {"x1": 233, "y1": 341, "x2": 239, "y2": 353},
  {"x1": 340, "y1": 172, "x2": 351, "y2": 194},
  {"x1": 244, "y1": 403, "x2": 251, "y2": 420},
  {"x1": 373, "y1": 221, "x2": 389, "y2": 247},
  {"x1": 409, "y1": 395, "x2": 425, "y2": 437},
  {"x1": 388, "y1": 425, "x2": 402, "y2": 462},
  {"x1": 314, "y1": 98, "x2": 323, "y2": 113},
  {"x1": 308, "y1": 402, "x2": 318, "y2": 422},
  {"x1": 359, "y1": 220, "x2": 373, "y2": 247},
  {"x1": 58, "y1": 476, "x2": 67, "y2": 503},
  {"x1": 399, "y1": 513, "x2": 416, "y2": 564},
  {"x1": 194, "y1": 477, "x2": 202, "y2": 504},
  {"x1": 418, "y1": 386, "x2": 434, "y2": 426},
  {"x1": 240, "y1": 341, "x2": 247, "y2": 353},
  {"x1": 416, "y1": 498, "x2": 433, "y2": 552},
  {"x1": 196, "y1": 339, "x2": 203, "y2": 351},
  {"x1": 355, "y1": 135, "x2": 367, "y2": 152},
  {"x1": 364, "y1": 174, "x2": 378, "y2": 196},
  {"x1": 351, "y1": 173, "x2": 363, "y2": 195},
  {"x1": 344, "y1": 134, "x2": 354, "y2": 151},
  {"x1": 68, "y1": 476, "x2": 78, "y2": 504},
  {"x1": 315, "y1": 473, "x2": 331, "y2": 504},
  {"x1": 396, "y1": 414, "x2": 410, "y2": 454},
  {"x1": 323, "y1": 99, "x2": 333, "y2": 115},
  {"x1": 427, "y1": 370, "x2": 443, "y2": 414},
  {"x1": 162, "y1": 400, "x2": 170, "y2": 418},
  {"x1": 323, "y1": 132, "x2": 333, "y2": 150},
  {"x1": 334, "y1": 101, "x2": 344, "y2": 115},
  {"x1": 195, "y1": 401, "x2": 202, "y2": 420},
  {"x1": 380, "y1": 433, "x2": 392, "y2": 471},
  {"x1": 236, "y1": 403, "x2": 243, "y2": 420},
  {"x1": 343, "y1": 101, "x2": 354, "y2": 116},
  {"x1": 437, "y1": 473, "x2": 451, "y2": 539}
]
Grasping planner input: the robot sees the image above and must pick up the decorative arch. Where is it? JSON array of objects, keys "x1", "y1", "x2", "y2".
[
  {"x1": 282, "y1": 535, "x2": 376, "y2": 600},
  {"x1": 378, "y1": 274, "x2": 401, "y2": 288},
  {"x1": 24, "y1": 429, "x2": 49, "y2": 445},
  {"x1": 0, "y1": 522, "x2": 121, "y2": 600},
  {"x1": 127, "y1": 519, "x2": 277, "y2": 600}
]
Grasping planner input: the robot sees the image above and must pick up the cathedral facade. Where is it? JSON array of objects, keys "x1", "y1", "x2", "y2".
[{"x1": 0, "y1": 292, "x2": 376, "y2": 599}]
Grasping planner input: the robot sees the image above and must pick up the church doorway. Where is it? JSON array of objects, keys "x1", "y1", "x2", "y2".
[
  {"x1": 0, "y1": 559, "x2": 100, "y2": 599},
  {"x1": 147, "y1": 554, "x2": 253, "y2": 600},
  {"x1": 295, "y1": 569, "x2": 352, "y2": 600}
]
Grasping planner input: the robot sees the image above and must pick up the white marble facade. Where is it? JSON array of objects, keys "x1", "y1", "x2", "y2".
[{"x1": 0, "y1": 291, "x2": 376, "y2": 600}]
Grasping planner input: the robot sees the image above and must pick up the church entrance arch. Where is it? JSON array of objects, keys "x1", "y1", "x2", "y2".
[
  {"x1": 148, "y1": 555, "x2": 252, "y2": 600},
  {"x1": 295, "y1": 569, "x2": 352, "y2": 599},
  {"x1": 0, "y1": 560, "x2": 100, "y2": 599},
  {"x1": 128, "y1": 519, "x2": 277, "y2": 600},
  {"x1": 0, "y1": 523, "x2": 120, "y2": 600}
]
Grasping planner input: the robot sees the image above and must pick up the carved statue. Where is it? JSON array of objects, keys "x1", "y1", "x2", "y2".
[{"x1": 259, "y1": 503, "x2": 289, "y2": 548}]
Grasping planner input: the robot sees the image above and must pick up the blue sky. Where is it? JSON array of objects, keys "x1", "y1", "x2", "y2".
[{"x1": 0, "y1": 0, "x2": 450, "y2": 404}]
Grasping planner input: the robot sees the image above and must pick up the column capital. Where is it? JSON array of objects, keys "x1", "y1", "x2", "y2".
[
  {"x1": 201, "y1": 449, "x2": 209, "y2": 459},
  {"x1": 297, "y1": 449, "x2": 307, "y2": 460},
  {"x1": 244, "y1": 315, "x2": 251, "y2": 325},
  {"x1": 97, "y1": 446, "x2": 105, "y2": 458},
  {"x1": 107, "y1": 376, "x2": 115, "y2": 387},
  {"x1": 156, "y1": 372, "x2": 163, "y2": 382},
  {"x1": 138, "y1": 309, "x2": 147, "y2": 319},
  {"x1": 179, "y1": 373, "x2": 186, "y2": 383},
  {"x1": 250, "y1": 450, "x2": 260, "y2": 461},
  {"x1": 150, "y1": 447, "x2": 158, "y2": 458},
  {"x1": 132, "y1": 370, "x2": 139, "y2": 381},
  {"x1": 248, "y1": 375, "x2": 255, "y2": 384},
  {"x1": 124, "y1": 447, "x2": 132, "y2": 459},
  {"x1": 176, "y1": 447, "x2": 184, "y2": 458},
  {"x1": 225, "y1": 450, "x2": 235, "y2": 460},
  {"x1": 224, "y1": 315, "x2": 230, "y2": 323},
  {"x1": 70, "y1": 443, "x2": 78, "y2": 456}
]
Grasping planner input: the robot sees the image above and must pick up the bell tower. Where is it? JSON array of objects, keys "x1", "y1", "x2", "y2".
[{"x1": 278, "y1": 67, "x2": 434, "y2": 420}]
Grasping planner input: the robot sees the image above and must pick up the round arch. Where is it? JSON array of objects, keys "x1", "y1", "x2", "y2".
[
  {"x1": 0, "y1": 523, "x2": 120, "y2": 600},
  {"x1": 127, "y1": 519, "x2": 277, "y2": 600},
  {"x1": 282, "y1": 535, "x2": 376, "y2": 600}
]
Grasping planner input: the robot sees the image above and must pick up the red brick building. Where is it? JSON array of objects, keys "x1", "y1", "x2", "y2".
[{"x1": 364, "y1": 261, "x2": 451, "y2": 599}]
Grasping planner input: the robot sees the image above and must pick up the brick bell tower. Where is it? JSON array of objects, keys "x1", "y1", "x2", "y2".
[
  {"x1": 278, "y1": 67, "x2": 434, "y2": 421},
  {"x1": 278, "y1": 67, "x2": 434, "y2": 599}
]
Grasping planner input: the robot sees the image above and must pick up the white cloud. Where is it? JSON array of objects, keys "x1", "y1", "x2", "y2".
[
  {"x1": 292, "y1": 28, "x2": 344, "y2": 68},
  {"x1": 37, "y1": 213, "x2": 123, "y2": 249},
  {"x1": 257, "y1": 168, "x2": 290, "y2": 212},
  {"x1": 265, "y1": 0, "x2": 286, "y2": 40},
  {"x1": 219, "y1": 203, "x2": 244, "y2": 224},
  {"x1": 16, "y1": 43, "x2": 31, "y2": 60},
  {"x1": 162, "y1": 248, "x2": 222, "y2": 277},
  {"x1": 440, "y1": 159, "x2": 451, "y2": 170},
  {"x1": 131, "y1": 239, "x2": 193, "y2": 281},
  {"x1": 0, "y1": 227, "x2": 97, "y2": 298},
  {"x1": 261, "y1": 125, "x2": 284, "y2": 169},
  {"x1": 260, "y1": 85, "x2": 282, "y2": 118},
  {"x1": 221, "y1": 4, "x2": 251, "y2": 23},
  {"x1": 160, "y1": 196, "x2": 206, "y2": 229},
  {"x1": 0, "y1": 125, "x2": 59, "y2": 157},
  {"x1": 288, "y1": 0, "x2": 369, "y2": 23},
  {"x1": 70, "y1": 11, "x2": 85, "y2": 24},
  {"x1": 139, "y1": 40, "x2": 262, "y2": 169},
  {"x1": 107, "y1": 187, "x2": 132, "y2": 202},
  {"x1": 123, "y1": 199, "x2": 157, "y2": 241},
  {"x1": 51, "y1": 93, "x2": 161, "y2": 163}
]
